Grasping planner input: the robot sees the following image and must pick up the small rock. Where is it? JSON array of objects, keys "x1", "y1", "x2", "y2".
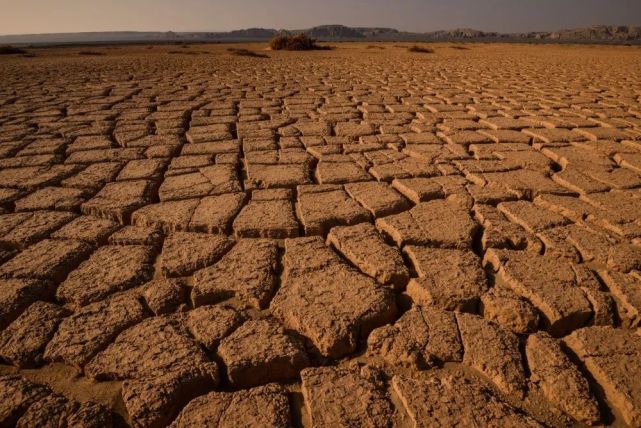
[
  {"x1": 457, "y1": 312, "x2": 526, "y2": 398},
  {"x1": 160, "y1": 232, "x2": 232, "y2": 277},
  {"x1": 0, "y1": 302, "x2": 68, "y2": 368},
  {"x1": 526, "y1": 332, "x2": 600, "y2": 425},
  {"x1": 122, "y1": 363, "x2": 219, "y2": 428},
  {"x1": 565, "y1": 326, "x2": 641, "y2": 427},
  {"x1": 404, "y1": 246, "x2": 487, "y2": 312},
  {"x1": 367, "y1": 306, "x2": 462, "y2": 368},
  {"x1": 56, "y1": 245, "x2": 155, "y2": 307},
  {"x1": 186, "y1": 305, "x2": 245, "y2": 351},
  {"x1": 45, "y1": 293, "x2": 148, "y2": 368},
  {"x1": 392, "y1": 369, "x2": 542, "y2": 427},
  {"x1": 271, "y1": 237, "x2": 396, "y2": 358},
  {"x1": 171, "y1": 383, "x2": 290, "y2": 428},
  {"x1": 301, "y1": 364, "x2": 394, "y2": 428},
  {"x1": 481, "y1": 287, "x2": 540, "y2": 334},
  {"x1": 0, "y1": 278, "x2": 55, "y2": 330},
  {"x1": 192, "y1": 239, "x2": 278, "y2": 309},
  {"x1": 143, "y1": 278, "x2": 186, "y2": 315},
  {"x1": 85, "y1": 315, "x2": 215, "y2": 381},
  {"x1": 218, "y1": 319, "x2": 309, "y2": 388},
  {"x1": 327, "y1": 222, "x2": 409, "y2": 289},
  {"x1": 0, "y1": 375, "x2": 50, "y2": 426}
]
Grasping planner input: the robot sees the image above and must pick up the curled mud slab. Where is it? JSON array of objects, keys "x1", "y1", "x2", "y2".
[{"x1": 1, "y1": 42, "x2": 641, "y2": 427}]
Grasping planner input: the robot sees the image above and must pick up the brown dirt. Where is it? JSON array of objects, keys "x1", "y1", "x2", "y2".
[{"x1": 0, "y1": 41, "x2": 640, "y2": 427}]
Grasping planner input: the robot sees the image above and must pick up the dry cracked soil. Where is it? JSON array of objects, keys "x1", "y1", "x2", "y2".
[{"x1": 1, "y1": 42, "x2": 641, "y2": 427}]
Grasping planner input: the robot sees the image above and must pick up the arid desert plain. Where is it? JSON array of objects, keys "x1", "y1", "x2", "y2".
[{"x1": 1, "y1": 42, "x2": 641, "y2": 427}]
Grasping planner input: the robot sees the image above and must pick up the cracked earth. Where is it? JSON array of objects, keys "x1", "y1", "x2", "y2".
[{"x1": 1, "y1": 42, "x2": 641, "y2": 427}]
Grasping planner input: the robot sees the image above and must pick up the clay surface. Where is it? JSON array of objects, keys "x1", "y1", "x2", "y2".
[{"x1": 0, "y1": 42, "x2": 640, "y2": 427}]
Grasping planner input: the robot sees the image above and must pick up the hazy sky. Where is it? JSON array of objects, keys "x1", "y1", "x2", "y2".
[{"x1": 1, "y1": 0, "x2": 640, "y2": 35}]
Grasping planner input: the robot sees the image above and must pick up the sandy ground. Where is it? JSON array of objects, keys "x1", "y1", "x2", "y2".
[{"x1": 1, "y1": 42, "x2": 641, "y2": 427}]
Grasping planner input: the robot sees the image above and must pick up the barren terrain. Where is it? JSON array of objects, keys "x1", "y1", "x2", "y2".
[{"x1": 1, "y1": 42, "x2": 641, "y2": 427}]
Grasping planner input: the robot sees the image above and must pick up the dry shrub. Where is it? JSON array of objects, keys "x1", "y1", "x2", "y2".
[
  {"x1": 78, "y1": 51, "x2": 105, "y2": 56},
  {"x1": 227, "y1": 48, "x2": 269, "y2": 58},
  {"x1": 269, "y1": 34, "x2": 330, "y2": 51},
  {"x1": 0, "y1": 45, "x2": 27, "y2": 55},
  {"x1": 408, "y1": 45, "x2": 434, "y2": 53}
]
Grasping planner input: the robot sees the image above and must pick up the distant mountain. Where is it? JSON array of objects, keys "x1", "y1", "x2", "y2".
[
  {"x1": 204, "y1": 28, "x2": 280, "y2": 40},
  {"x1": 545, "y1": 25, "x2": 641, "y2": 41},
  {"x1": 425, "y1": 28, "x2": 498, "y2": 39},
  {"x1": 298, "y1": 25, "x2": 366, "y2": 39},
  {"x1": 354, "y1": 27, "x2": 400, "y2": 37},
  {"x1": 420, "y1": 25, "x2": 641, "y2": 42},
  {"x1": 0, "y1": 31, "x2": 176, "y2": 45},
  {"x1": 2, "y1": 24, "x2": 641, "y2": 45}
]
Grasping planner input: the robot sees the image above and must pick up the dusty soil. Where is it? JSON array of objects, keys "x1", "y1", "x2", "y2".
[{"x1": 1, "y1": 42, "x2": 641, "y2": 427}]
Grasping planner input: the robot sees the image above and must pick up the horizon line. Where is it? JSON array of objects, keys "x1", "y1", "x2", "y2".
[{"x1": 2, "y1": 23, "x2": 634, "y2": 38}]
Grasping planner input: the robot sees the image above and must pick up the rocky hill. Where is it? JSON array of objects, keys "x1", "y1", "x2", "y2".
[
  {"x1": 420, "y1": 25, "x2": 641, "y2": 42},
  {"x1": 544, "y1": 25, "x2": 641, "y2": 41}
]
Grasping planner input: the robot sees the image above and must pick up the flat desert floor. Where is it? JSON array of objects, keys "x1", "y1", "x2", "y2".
[{"x1": 1, "y1": 42, "x2": 641, "y2": 427}]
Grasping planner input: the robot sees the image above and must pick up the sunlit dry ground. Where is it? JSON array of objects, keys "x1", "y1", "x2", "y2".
[{"x1": 1, "y1": 42, "x2": 641, "y2": 427}]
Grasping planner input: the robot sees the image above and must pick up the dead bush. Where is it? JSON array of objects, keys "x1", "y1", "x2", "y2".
[
  {"x1": 407, "y1": 45, "x2": 434, "y2": 53},
  {"x1": 227, "y1": 48, "x2": 269, "y2": 58},
  {"x1": 269, "y1": 34, "x2": 330, "y2": 51},
  {"x1": 0, "y1": 45, "x2": 27, "y2": 55},
  {"x1": 78, "y1": 51, "x2": 106, "y2": 56}
]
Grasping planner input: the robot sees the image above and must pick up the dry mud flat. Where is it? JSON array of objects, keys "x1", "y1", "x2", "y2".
[{"x1": 1, "y1": 42, "x2": 641, "y2": 427}]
